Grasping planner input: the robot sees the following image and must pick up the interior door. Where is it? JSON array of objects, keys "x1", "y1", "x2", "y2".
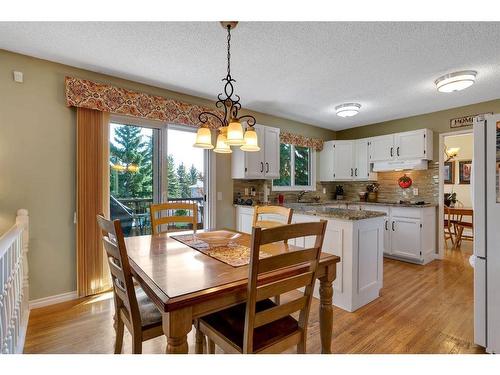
[
  {"x1": 333, "y1": 141, "x2": 354, "y2": 180},
  {"x1": 244, "y1": 125, "x2": 265, "y2": 178},
  {"x1": 390, "y1": 217, "x2": 421, "y2": 260},
  {"x1": 369, "y1": 135, "x2": 394, "y2": 162},
  {"x1": 264, "y1": 126, "x2": 280, "y2": 179},
  {"x1": 395, "y1": 130, "x2": 426, "y2": 160}
]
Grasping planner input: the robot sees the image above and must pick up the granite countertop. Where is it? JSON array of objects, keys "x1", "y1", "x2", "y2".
[
  {"x1": 321, "y1": 200, "x2": 438, "y2": 208},
  {"x1": 293, "y1": 207, "x2": 387, "y2": 221}
]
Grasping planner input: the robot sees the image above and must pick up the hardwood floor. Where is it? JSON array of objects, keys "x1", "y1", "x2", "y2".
[{"x1": 24, "y1": 245, "x2": 484, "y2": 354}]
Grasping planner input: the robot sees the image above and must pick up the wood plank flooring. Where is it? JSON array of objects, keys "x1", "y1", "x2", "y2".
[{"x1": 24, "y1": 245, "x2": 484, "y2": 354}]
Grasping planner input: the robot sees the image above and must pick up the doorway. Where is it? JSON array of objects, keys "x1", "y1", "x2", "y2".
[
  {"x1": 108, "y1": 117, "x2": 211, "y2": 236},
  {"x1": 438, "y1": 129, "x2": 474, "y2": 256}
]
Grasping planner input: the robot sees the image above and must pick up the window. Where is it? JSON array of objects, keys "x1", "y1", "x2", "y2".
[{"x1": 273, "y1": 144, "x2": 315, "y2": 191}]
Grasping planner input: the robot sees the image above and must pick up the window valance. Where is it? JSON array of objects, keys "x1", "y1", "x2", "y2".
[
  {"x1": 65, "y1": 76, "x2": 324, "y2": 151},
  {"x1": 65, "y1": 76, "x2": 223, "y2": 129},
  {"x1": 280, "y1": 131, "x2": 324, "y2": 151}
]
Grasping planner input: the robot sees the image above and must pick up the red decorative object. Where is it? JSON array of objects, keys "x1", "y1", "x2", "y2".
[{"x1": 398, "y1": 174, "x2": 413, "y2": 189}]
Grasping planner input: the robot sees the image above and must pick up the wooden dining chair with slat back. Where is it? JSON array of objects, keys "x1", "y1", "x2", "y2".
[
  {"x1": 97, "y1": 214, "x2": 164, "y2": 354},
  {"x1": 444, "y1": 206, "x2": 461, "y2": 249},
  {"x1": 198, "y1": 220, "x2": 327, "y2": 354},
  {"x1": 150, "y1": 202, "x2": 198, "y2": 235},
  {"x1": 252, "y1": 205, "x2": 293, "y2": 230}
]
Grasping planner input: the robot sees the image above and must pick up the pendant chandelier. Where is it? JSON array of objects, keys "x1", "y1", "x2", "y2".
[{"x1": 193, "y1": 22, "x2": 259, "y2": 153}]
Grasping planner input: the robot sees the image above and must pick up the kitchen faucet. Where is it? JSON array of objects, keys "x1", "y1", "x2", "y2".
[{"x1": 297, "y1": 190, "x2": 307, "y2": 202}]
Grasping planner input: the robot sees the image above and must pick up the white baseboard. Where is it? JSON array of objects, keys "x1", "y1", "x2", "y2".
[{"x1": 29, "y1": 290, "x2": 78, "y2": 309}]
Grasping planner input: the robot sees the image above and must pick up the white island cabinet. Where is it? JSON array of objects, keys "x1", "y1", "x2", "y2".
[{"x1": 234, "y1": 205, "x2": 385, "y2": 312}]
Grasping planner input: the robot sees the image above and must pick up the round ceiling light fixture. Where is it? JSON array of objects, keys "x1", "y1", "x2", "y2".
[
  {"x1": 335, "y1": 103, "x2": 361, "y2": 117},
  {"x1": 435, "y1": 70, "x2": 477, "y2": 93}
]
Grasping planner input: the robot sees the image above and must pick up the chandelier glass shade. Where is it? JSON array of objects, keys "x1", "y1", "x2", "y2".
[{"x1": 193, "y1": 22, "x2": 259, "y2": 153}]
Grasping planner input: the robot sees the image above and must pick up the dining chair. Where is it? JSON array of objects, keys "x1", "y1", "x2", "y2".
[
  {"x1": 455, "y1": 208, "x2": 474, "y2": 249},
  {"x1": 444, "y1": 206, "x2": 460, "y2": 249},
  {"x1": 198, "y1": 220, "x2": 327, "y2": 354},
  {"x1": 150, "y1": 202, "x2": 198, "y2": 235},
  {"x1": 252, "y1": 205, "x2": 293, "y2": 229},
  {"x1": 97, "y1": 214, "x2": 164, "y2": 354}
]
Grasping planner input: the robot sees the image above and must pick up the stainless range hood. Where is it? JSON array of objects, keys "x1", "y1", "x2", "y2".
[{"x1": 372, "y1": 159, "x2": 428, "y2": 172}]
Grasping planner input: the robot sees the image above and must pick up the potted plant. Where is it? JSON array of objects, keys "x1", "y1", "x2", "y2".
[{"x1": 366, "y1": 183, "x2": 379, "y2": 202}]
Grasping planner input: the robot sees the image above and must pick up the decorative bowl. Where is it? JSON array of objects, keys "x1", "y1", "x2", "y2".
[{"x1": 194, "y1": 231, "x2": 241, "y2": 247}]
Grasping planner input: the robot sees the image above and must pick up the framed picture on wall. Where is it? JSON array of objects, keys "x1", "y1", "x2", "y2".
[
  {"x1": 459, "y1": 160, "x2": 472, "y2": 184},
  {"x1": 444, "y1": 161, "x2": 455, "y2": 184}
]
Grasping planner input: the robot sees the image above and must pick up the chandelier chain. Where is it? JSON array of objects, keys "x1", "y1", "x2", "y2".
[{"x1": 226, "y1": 25, "x2": 231, "y2": 77}]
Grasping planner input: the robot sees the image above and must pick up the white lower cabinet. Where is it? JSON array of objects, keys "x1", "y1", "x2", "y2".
[
  {"x1": 363, "y1": 205, "x2": 436, "y2": 264},
  {"x1": 236, "y1": 206, "x2": 254, "y2": 234}
]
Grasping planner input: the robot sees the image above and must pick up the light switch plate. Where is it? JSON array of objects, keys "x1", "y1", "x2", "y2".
[
  {"x1": 217, "y1": 191, "x2": 223, "y2": 201},
  {"x1": 413, "y1": 188, "x2": 419, "y2": 196},
  {"x1": 13, "y1": 71, "x2": 23, "y2": 83}
]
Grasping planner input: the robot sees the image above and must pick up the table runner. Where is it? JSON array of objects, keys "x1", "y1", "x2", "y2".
[{"x1": 171, "y1": 234, "x2": 272, "y2": 267}]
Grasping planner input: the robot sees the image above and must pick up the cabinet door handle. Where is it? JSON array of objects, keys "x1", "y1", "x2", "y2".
[
  {"x1": 392, "y1": 221, "x2": 395, "y2": 231},
  {"x1": 350, "y1": 168, "x2": 353, "y2": 177},
  {"x1": 390, "y1": 147, "x2": 393, "y2": 157},
  {"x1": 266, "y1": 162, "x2": 269, "y2": 173},
  {"x1": 260, "y1": 162, "x2": 264, "y2": 173},
  {"x1": 397, "y1": 147, "x2": 400, "y2": 157},
  {"x1": 355, "y1": 168, "x2": 358, "y2": 176},
  {"x1": 385, "y1": 220, "x2": 388, "y2": 231}
]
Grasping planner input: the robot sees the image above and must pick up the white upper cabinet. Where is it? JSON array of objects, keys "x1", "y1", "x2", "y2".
[
  {"x1": 368, "y1": 134, "x2": 395, "y2": 162},
  {"x1": 231, "y1": 125, "x2": 280, "y2": 179},
  {"x1": 318, "y1": 139, "x2": 375, "y2": 182},
  {"x1": 368, "y1": 129, "x2": 433, "y2": 162},
  {"x1": 394, "y1": 129, "x2": 432, "y2": 160},
  {"x1": 333, "y1": 141, "x2": 355, "y2": 180},
  {"x1": 319, "y1": 141, "x2": 335, "y2": 181},
  {"x1": 263, "y1": 126, "x2": 280, "y2": 179}
]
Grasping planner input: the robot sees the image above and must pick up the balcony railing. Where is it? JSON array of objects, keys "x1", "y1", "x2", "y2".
[{"x1": 111, "y1": 196, "x2": 204, "y2": 236}]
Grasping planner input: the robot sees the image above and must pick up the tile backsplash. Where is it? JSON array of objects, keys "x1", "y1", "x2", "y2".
[{"x1": 233, "y1": 162, "x2": 439, "y2": 205}]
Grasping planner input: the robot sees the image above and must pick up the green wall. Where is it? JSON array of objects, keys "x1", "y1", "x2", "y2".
[
  {"x1": 336, "y1": 99, "x2": 500, "y2": 160},
  {"x1": 0, "y1": 49, "x2": 334, "y2": 300}
]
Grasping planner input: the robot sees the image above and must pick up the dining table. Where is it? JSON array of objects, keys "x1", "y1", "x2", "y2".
[{"x1": 125, "y1": 229, "x2": 341, "y2": 354}]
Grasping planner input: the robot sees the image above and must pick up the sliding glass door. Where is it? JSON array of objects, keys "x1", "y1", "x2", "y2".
[{"x1": 109, "y1": 118, "x2": 209, "y2": 236}]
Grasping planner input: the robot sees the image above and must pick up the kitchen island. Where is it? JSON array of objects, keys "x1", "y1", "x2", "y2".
[{"x1": 234, "y1": 204, "x2": 386, "y2": 312}]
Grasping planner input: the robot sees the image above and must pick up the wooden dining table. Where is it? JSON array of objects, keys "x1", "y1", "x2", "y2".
[{"x1": 125, "y1": 230, "x2": 340, "y2": 354}]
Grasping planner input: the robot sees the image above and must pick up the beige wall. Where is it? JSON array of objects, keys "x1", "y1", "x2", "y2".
[
  {"x1": 444, "y1": 133, "x2": 473, "y2": 207},
  {"x1": 336, "y1": 99, "x2": 500, "y2": 161},
  {"x1": 0, "y1": 49, "x2": 334, "y2": 299}
]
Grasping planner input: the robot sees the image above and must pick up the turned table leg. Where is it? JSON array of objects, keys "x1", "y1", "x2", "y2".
[
  {"x1": 163, "y1": 308, "x2": 192, "y2": 354},
  {"x1": 318, "y1": 264, "x2": 336, "y2": 354}
]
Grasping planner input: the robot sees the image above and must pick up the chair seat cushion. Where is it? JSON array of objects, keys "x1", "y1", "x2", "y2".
[
  {"x1": 135, "y1": 287, "x2": 162, "y2": 329},
  {"x1": 200, "y1": 298, "x2": 299, "y2": 352}
]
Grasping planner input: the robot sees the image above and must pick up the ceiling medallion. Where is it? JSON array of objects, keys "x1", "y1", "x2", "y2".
[{"x1": 194, "y1": 21, "x2": 260, "y2": 153}]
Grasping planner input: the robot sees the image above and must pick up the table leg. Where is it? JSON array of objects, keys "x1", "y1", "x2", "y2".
[
  {"x1": 318, "y1": 264, "x2": 336, "y2": 354},
  {"x1": 162, "y1": 307, "x2": 192, "y2": 354}
]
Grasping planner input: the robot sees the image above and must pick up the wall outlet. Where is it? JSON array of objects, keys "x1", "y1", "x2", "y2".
[
  {"x1": 217, "y1": 191, "x2": 222, "y2": 201},
  {"x1": 322, "y1": 187, "x2": 326, "y2": 194},
  {"x1": 244, "y1": 188, "x2": 249, "y2": 196},
  {"x1": 413, "y1": 188, "x2": 419, "y2": 196}
]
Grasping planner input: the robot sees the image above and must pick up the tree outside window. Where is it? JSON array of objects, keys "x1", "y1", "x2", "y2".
[{"x1": 273, "y1": 143, "x2": 315, "y2": 191}]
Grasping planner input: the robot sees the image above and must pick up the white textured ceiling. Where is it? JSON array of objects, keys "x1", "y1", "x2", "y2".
[{"x1": 1, "y1": 22, "x2": 499, "y2": 130}]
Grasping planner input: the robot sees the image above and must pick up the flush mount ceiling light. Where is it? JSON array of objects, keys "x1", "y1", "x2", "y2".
[
  {"x1": 193, "y1": 21, "x2": 260, "y2": 153},
  {"x1": 435, "y1": 70, "x2": 477, "y2": 93},
  {"x1": 335, "y1": 103, "x2": 361, "y2": 118}
]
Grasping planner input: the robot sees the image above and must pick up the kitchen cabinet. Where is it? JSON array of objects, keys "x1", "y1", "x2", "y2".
[
  {"x1": 390, "y1": 217, "x2": 422, "y2": 260},
  {"x1": 235, "y1": 206, "x2": 254, "y2": 234},
  {"x1": 368, "y1": 129, "x2": 433, "y2": 162},
  {"x1": 231, "y1": 125, "x2": 280, "y2": 179},
  {"x1": 319, "y1": 139, "x2": 376, "y2": 182},
  {"x1": 368, "y1": 135, "x2": 395, "y2": 162}
]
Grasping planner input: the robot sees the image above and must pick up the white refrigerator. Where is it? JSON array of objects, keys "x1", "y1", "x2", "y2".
[{"x1": 473, "y1": 113, "x2": 500, "y2": 353}]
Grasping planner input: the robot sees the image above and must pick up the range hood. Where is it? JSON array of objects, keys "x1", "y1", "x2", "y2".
[{"x1": 372, "y1": 159, "x2": 428, "y2": 172}]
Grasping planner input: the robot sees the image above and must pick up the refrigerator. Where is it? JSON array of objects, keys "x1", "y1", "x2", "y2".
[{"x1": 473, "y1": 113, "x2": 500, "y2": 353}]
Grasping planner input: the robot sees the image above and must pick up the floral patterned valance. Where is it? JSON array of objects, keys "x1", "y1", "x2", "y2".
[
  {"x1": 65, "y1": 77, "x2": 222, "y2": 129},
  {"x1": 280, "y1": 131, "x2": 324, "y2": 151}
]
